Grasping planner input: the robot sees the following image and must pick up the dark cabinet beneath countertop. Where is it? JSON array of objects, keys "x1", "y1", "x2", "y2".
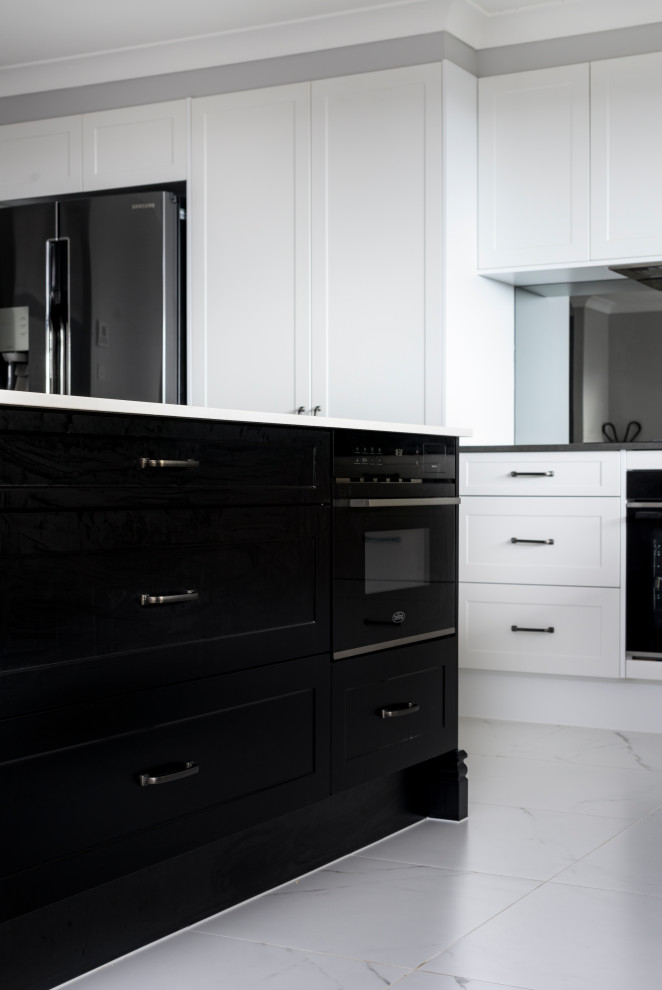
[{"x1": 0, "y1": 405, "x2": 462, "y2": 990}]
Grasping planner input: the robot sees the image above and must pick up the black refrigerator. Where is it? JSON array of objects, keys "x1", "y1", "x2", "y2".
[{"x1": 0, "y1": 189, "x2": 184, "y2": 403}]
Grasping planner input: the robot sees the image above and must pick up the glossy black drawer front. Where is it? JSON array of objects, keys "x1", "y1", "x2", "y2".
[
  {"x1": 0, "y1": 654, "x2": 330, "y2": 879},
  {"x1": 331, "y1": 637, "x2": 455, "y2": 791},
  {"x1": 0, "y1": 505, "x2": 329, "y2": 675},
  {"x1": 0, "y1": 409, "x2": 330, "y2": 506}
]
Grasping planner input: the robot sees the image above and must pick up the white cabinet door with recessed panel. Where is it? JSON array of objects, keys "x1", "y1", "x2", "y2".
[
  {"x1": 459, "y1": 496, "x2": 621, "y2": 587},
  {"x1": 311, "y1": 64, "x2": 442, "y2": 424},
  {"x1": 190, "y1": 84, "x2": 311, "y2": 415},
  {"x1": 478, "y1": 63, "x2": 589, "y2": 269},
  {"x1": 0, "y1": 116, "x2": 83, "y2": 200},
  {"x1": 591, "y1": 52, "x2": 662, "y2": 260},
  {"x1": 82, "y1": 101, "x2": 187, "y2": 190}
]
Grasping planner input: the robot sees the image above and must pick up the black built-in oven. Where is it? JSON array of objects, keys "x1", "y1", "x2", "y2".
[
  {"x1": 626, "y1": 470, "x2": 662, "y2": 657},
  {"x1": 332, "y1": 429, "x2": 458, "y2": 660}
]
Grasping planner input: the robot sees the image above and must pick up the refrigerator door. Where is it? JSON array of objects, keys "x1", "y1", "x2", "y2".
[
  {"x1": 0, "y1": 202, "x2": 55, "y2": 393},
  {"x1": 58, "y1": 190, "x2": 181, "y2": 403}
]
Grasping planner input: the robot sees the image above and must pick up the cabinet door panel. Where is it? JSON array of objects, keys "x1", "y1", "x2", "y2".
[
  {"x1": 0, "y1": 116, "x2": 83, "y2": 200},
  {"x1": 0, "y1": 654, "x2": 330, "y2": 878},
  {"x1": 190, "y1": 85, "x2": 310, "y2": 414},
  {"x1": 312, "y1": 65, "x2": 441, "y2": 424},
  {"x1": 591, "y1": 53, "x2": 662, "y2": 259},
  {"x1": 0, "y1": 505, "x2": 329, "y2": 674},
  {"x1": 82, "y1": 101, "x2": 187, "y2": 190},
  {"x1": 478, "y1": 64, "x2": 589, "y2": 268},
  {"x1": 331, "y1": 637, "x2": 454, "y2": 791}
]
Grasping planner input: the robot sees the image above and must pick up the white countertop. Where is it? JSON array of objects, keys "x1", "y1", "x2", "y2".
[{"x1": 0, "y1": 390, "x2": 472, "y2": 438}]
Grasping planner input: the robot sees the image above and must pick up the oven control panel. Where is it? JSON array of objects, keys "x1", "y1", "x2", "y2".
[{"x1": 333, "y1": 429, "x2": 456, "y2": 482}]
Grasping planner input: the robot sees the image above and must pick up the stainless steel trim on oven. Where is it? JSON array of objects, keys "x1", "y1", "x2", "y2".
[
  {"x1": 334, "y1": 497, "x2": 460, "y2": 508},
  {"x1": 333, "y1": 627, "x2": 455, "y2": 660}
]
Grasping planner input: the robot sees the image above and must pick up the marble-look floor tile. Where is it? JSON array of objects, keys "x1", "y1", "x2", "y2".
[
  {"x1": 514, "y1": 724, "x2": 662, "y2": 771},
  {"x1": 194, "y1": 855, "x2": 538, "y2": 970},
  {"x1": 458, "y1": 717, "x2": 560, "y2": 758},
  {"x1": 394, "y1": 972, "x2": 533, "y2": 990},
  {"x1": 54, "y1": 931, "x2": 407, "y2": 989},
  {"x1": 468, "y1": 753, "x2": 662, "y2": 818},
  {"x1": 554, "y1": 806, "x2": 662, "y2": 897},
  {"x1": 427, "y1": 881, "x2": 662, "y2": 990},
  {"x1": 359, "y1": 806, "x2": 632, "y2": 881}
]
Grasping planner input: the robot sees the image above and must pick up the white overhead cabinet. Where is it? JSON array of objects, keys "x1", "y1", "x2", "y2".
[
  {"x1": 591, "y1": 52, "x2": 662, "y2": 261},
  {"x1": 478, "y1": 64, "x2": 590, "y2": 269},
  {"x1": 190, "y1": 65, "x2": 442, "y2": 423},
  {"x1": 0, "y1": 116, "x2": 83, "y2": 199},
  {"x1": 0, "y1": 102, "x2": 187, "y2": 202}
]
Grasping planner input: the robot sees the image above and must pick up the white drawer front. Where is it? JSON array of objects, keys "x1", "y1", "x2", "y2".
[
  {"x1": 460, "y1": 497, "x2": 621, "y2": 586},
  {"x1": 459, "y1": 583, "x2": 620, "y2": 677},
  {"x1": 460, "y1": 451, "x2": 621, "y2": 496}
]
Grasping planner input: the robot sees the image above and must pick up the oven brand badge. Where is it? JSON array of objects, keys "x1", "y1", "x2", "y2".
[{"x1": 392, "y1": 611, "x2": 406, "y2": 624}]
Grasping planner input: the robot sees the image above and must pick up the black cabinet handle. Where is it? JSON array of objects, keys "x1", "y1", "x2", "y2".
[
  {"x1": 511, "y1": 625, "x2": 555, "y2": 634},
  {"x1": 139, "y1": 589, "x2": 199, "y2": 606},
  {"x1": 510, "y1": 537, "x2": 555, "y2": 545},
  {"x1": 378, "y1": 702, "x2": 420, "y2": 718},
  {"x1": 139, "y1": 458, "x2": 200, "y2": 469},
  {"x1": 138, "y1": 761, "x2": 199, "y2": 786},
  {"x1": 510, "y1": 471, "x2": 554, "y2": 477}
]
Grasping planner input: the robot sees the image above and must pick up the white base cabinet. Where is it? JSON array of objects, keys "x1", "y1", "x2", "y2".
[
  {"x1": 459, "y1": 583, "x2": 620, "y2": 678},
  {"x1": 459, "y1": 450, "x2": 622, "y2": 680}
]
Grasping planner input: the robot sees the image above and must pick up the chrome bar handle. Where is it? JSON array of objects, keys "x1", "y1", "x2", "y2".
[
  {"x1": 139, "y1": 458, "x2": 200, "y2": 469},
  {"x1": 511, "y1": 625, "x2": 555, "y2": 634},
  {"x1": 510, "y1": 537, "x2": 555, "y2": 545},
  {"x1": 139, "y1": 589, "x2": 199, "y2": 606},
  {"x1": 379, "y1": 702, "x2": 420, "y2": 718},
  {"x1": 510, "y1": 471, "x2": 554, "y2": 477},
  {"x1": 138, "y1": 761, "x2": 199, "y2": 786},
  {"x1": 338, "y1": 497, "x2": 461, "y2": 508}
]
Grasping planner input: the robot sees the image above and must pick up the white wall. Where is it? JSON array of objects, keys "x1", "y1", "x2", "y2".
[{"x1": 442, "y1": 60, "x2": 515, "y2": 446}]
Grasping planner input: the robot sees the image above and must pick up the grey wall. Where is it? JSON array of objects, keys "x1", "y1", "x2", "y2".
[{"x1": 609, "y1": 310, "x2": 662, "y2": 441}]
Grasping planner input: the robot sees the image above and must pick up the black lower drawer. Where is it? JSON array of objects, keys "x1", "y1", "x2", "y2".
[
  {"x1": 331, "y1": 637, "x2": 455, "y2": 791},
  {"x1": 0, "y1": 654, "x2": 330, "y2": 881}
]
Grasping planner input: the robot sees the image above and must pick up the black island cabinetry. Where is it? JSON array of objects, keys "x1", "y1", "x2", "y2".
[{"x1": 0, "y1": 406, "x2": 465, "y2": 990}]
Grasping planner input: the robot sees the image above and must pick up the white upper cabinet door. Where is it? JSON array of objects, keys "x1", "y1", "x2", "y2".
[
  {"x1": 82, "y1": 101, "x2": 187, "y2": 190},
  {"x1": 190, "y1": 84, "x2": 311, "y2": 414},
  {"x1": 591, "y1": 53, "x2": 662, "y2": 261},
  {"x1": 478, "y1": 64, "x2": 590, "y2": 269},
  {"x1": 0, "y1": 116, "x2": 83, "y2": 200},
  {"x1": 311, "y1": 64, "x2": 442, "y2": 424}
]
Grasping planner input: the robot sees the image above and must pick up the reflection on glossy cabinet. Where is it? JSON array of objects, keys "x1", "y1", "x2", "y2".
[{"x1": 478, "y1": 63, "x2": 589, "y2": 269}]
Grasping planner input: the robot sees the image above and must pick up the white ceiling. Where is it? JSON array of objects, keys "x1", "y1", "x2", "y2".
[{"x1": 2, "y1": 0, "x2": 662, "y2": 98}]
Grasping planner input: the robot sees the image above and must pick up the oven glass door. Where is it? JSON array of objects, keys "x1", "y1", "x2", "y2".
[
  {"x1": 626, "y1": 503, "x2": 662, "y2": 654},
  {"x1": 333, "y1": 498, "x2": 457, "y2": 658}
]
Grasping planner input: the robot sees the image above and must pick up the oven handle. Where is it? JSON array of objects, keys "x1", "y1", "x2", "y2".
[
  {"x1": 334, "y1": 497, "x2": 460, "y2": 508},
  {"x1": 627, "y1": 501, "x2": 662, "y2": 509}
]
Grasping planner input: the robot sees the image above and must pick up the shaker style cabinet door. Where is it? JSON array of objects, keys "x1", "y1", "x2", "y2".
[
  {"x1": 478, "y1": 63, "x2": 590, "y2": 269},
  {"x1": 189, "y1": 84, "x2": 311, "y2": 415},
  {"x1": 311, "y1": 64, "x2": 442, "y2": 425},
  {"x1": 591, "y1": 52, "x2": 662, "y2": 260},
  {"x1": 0, "y1": 116, "x2": 83, "y2": 200},
  {"x1": 82, "y1": 101, "x2": 187, "y2": 190}
]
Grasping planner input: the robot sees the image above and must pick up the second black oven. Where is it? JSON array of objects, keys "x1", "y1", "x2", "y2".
[{"x1": 332, "y1": 429, "x2": 458, "y2": 660}]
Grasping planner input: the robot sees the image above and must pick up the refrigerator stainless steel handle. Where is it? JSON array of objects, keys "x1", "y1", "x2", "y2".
[
  {"x1": 139, "y1": 458, "x2": 200, "y2": 469},
  {"x1": 45, "y1": 238, "x2": 71, "y2": 395},
  {"x1": 139, "y1": 590, "x2": 199, "y2": 606},
  {"x1": 378, "y1": 702, "x2": 420, "y2": 718},
  {"x1": 138, "y1": 761, "x2": 199, "y2": 786},
  {"x1": 510, "y1": 537, "x2": 555, "y2": 545},
  {"x1": 510, "y1": 471, "x2": 554, "y2": 477},
  {"x1": 335, "y1": 497, "x2": 461, "y2": 508},
  {"x1": 511, "y1": 625, "x2": 555, "y2": 634}
]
